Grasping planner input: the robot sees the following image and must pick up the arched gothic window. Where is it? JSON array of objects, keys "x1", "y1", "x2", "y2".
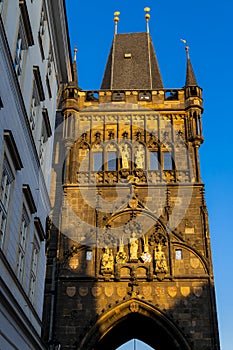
[
  {"x1": 149, "y1": 151, "x2": 159, "y2": 170},
  {"x1": 106, "y1": 143, "x2": 118, "y2": 171},
  {"x1": 92, "y1": 144, "x2": 103, "y2": 171},
  {"x1": 163, "y1": 151, "x2": 173, "y2": 170}
]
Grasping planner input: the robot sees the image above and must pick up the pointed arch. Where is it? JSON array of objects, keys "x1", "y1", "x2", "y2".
[{"x1": 79, "y1": 299, "x2": 192, "y2": 350}]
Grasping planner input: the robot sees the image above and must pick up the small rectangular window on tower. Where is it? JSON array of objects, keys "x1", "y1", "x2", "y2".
[
  {"x1": 175, "y1": 249, "x2": 182, "y2": 260},
  {"x1": 124, "y1": 53, "x2": 132, "y2": 58},
  {"x1": 86, "y1": 251, "x2": 92, "y2": 261}
]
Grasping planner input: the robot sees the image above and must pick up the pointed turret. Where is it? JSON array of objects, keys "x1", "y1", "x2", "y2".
[
  {"x1": 72, "y1": 48, "x2": 78, "y2": 86},
  {"x1": 185, "y1": 45, "x2": 198, "y2": 87}
]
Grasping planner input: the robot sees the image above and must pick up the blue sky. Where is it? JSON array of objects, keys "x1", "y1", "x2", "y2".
[{"x1": 66, "y1": 1, "x2": 233, "y2": 348}]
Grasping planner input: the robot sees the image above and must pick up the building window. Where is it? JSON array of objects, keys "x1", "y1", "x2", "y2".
[
  {"x1": 29, "y1": 236, "x2": 40, "y2": 302},
  {"x1": 0, "y1": 132, "x2": 23, "y2": 249},
  {"x1": 86, "y1": 250, "x2": 92, "y2": 261},
  {"x1": 0, "y1": 159, "x2": 14, "y2": 248},
  {"x1": 107, "y1": 152, "x2": 117, "y2": 171},
  {"x1": 30, "y1": 80, "x2": 40, "y2": 135},
  {"x1": 0, "y1": 0, "x2": 5, "y2": 15},
  {"x1": 14, "y1": 2, "x2": 34, "y2": 78},
  {"x1": 0, "y1": 207, "x2": 7, "y2": 248},
  {"x1": 149, "y1": 151, "x2": 159, "y2": 170},
  {"x1": 163, "y1": 151, "x2": 173, "y2": 170},
  {"x1": 39, "y1": 108, "x2": 52, "y2": 166},
  {"x1": 38, "y1": 2, "x2": 47, "y2": 59},
  {"x1": 16, "y1": 208, "x2": 30, "y2": 282},
  {"x1": 93, "y1": 152, "x2": 103, "y2": 171},
  {"x1": 175, "y1": 249, "x2": 182, "y2": 260},
  {"x1": 46, "y1": 48, "x2": 53, "y2": 98},
  {"x1": 30, "y1": 67, "x2": 45, "y2": 138},
  {"x1": 14, "y1": 19, "x2": 26, "y2": 77}
]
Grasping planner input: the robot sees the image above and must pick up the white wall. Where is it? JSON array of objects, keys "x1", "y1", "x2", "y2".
[{"x1": 0, "y1": 0, "x2": 72, "y2": 349}]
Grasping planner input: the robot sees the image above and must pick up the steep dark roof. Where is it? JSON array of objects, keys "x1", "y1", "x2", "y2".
[
  {"x1": 101, "y1": 32, "x2": 163, "y2": 90},
  {"x1": 185, "y1": 57, "x2": 198, "y2": 86}
]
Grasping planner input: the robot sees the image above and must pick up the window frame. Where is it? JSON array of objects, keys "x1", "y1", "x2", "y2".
[
  {"x1": 29, "y1": 233, "x2": 40, "y2": 302},
  {"x1": 107, "y1": 151, "x2": 117, "y2": 171},
  {"x1": 163, "y1": 151, "x2": 173, "y2": 170},
  {"x1": 93, "y1": 151, "x2": 103, "y2": 171},
  {"x1": 0, "y1": 131, "x2": 23, "y2": 249},
  {"x1": 16, "y1": 206, "x2": 30, "y2": 282},
  {"x1": 149, "y1": 151, "x2": 159, "y2": 171},
  {"x1": 14, "y1": 1, "x2": 34, "y2": 79}
]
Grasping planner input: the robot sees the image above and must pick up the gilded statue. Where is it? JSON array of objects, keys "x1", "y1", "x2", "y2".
[
  {"x1": 141, "y1": 235, "x2": 152, "y2": 263},
  {"x1": 129, "y1": 232, "x2": 138, "y2": 260},
  {"x1": 121, "y1": 144, "x2": 130, "y2": 168},
  {"x1": 154, "y1": 243, "x2": 168, "y2": 273},
  {"x1": 135, "y1": 144, "x2": 144, "y2": 168},
  {"x1": 101, "y1": 247, "x2": 114, "y2": 274}
]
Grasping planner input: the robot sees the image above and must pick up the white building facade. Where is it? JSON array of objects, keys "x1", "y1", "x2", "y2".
[{"x1": 0, "y1": 1, "x2": 72, "y2": 349}]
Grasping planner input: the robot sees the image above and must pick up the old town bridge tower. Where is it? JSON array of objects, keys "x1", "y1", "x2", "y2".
[{"x1": 43, "y1": 12, "x2": 220, "y2": 350}]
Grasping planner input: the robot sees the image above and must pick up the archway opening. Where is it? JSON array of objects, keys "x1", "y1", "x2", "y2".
[
  {"x1": 94, "y1": 311, "x2": 189, "y2": 350},
  {"x1": 117, "y1": 339, "x2": 154, "y2": 349}
]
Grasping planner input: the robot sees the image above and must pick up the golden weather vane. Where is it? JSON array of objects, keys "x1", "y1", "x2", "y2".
[{"x1": 180, "y1": 38, "x2": 190, "y2": 58}]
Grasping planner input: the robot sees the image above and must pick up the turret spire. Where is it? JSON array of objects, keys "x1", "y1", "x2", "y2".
[
  {"x1": 181, "y1": 39, "x2": 198, "y2": 87},
  {"x1": 73, "y1": 48, "x2": 78, "y2": 86}
]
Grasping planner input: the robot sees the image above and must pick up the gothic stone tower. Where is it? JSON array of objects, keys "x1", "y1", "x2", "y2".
[{"x1": 43, "y1": 28, "x2": 220, "y2": 350}]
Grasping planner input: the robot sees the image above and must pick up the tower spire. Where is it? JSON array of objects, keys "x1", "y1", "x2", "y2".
[{"x1": 181, "y1": 39, "x2": 198, "y2": 86}]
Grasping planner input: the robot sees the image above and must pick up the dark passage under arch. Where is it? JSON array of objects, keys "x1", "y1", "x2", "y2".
[{"x1": 79, "y1": 300, "x2": 191, "y2": 350}]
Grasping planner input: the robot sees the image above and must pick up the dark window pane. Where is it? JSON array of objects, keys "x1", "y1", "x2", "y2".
[
  {"x1": 107, "y1": 152, "x2": 117, "y2": 171},
  {"x1": 150, "y1": 152, "x2": 159, "y2": 170},
  {"x1": 93, "y1": 152, "x2": 103, "y2": 171},
  {"x1": 163, "y1": 152, "x2": 173, "y2": 170}
]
